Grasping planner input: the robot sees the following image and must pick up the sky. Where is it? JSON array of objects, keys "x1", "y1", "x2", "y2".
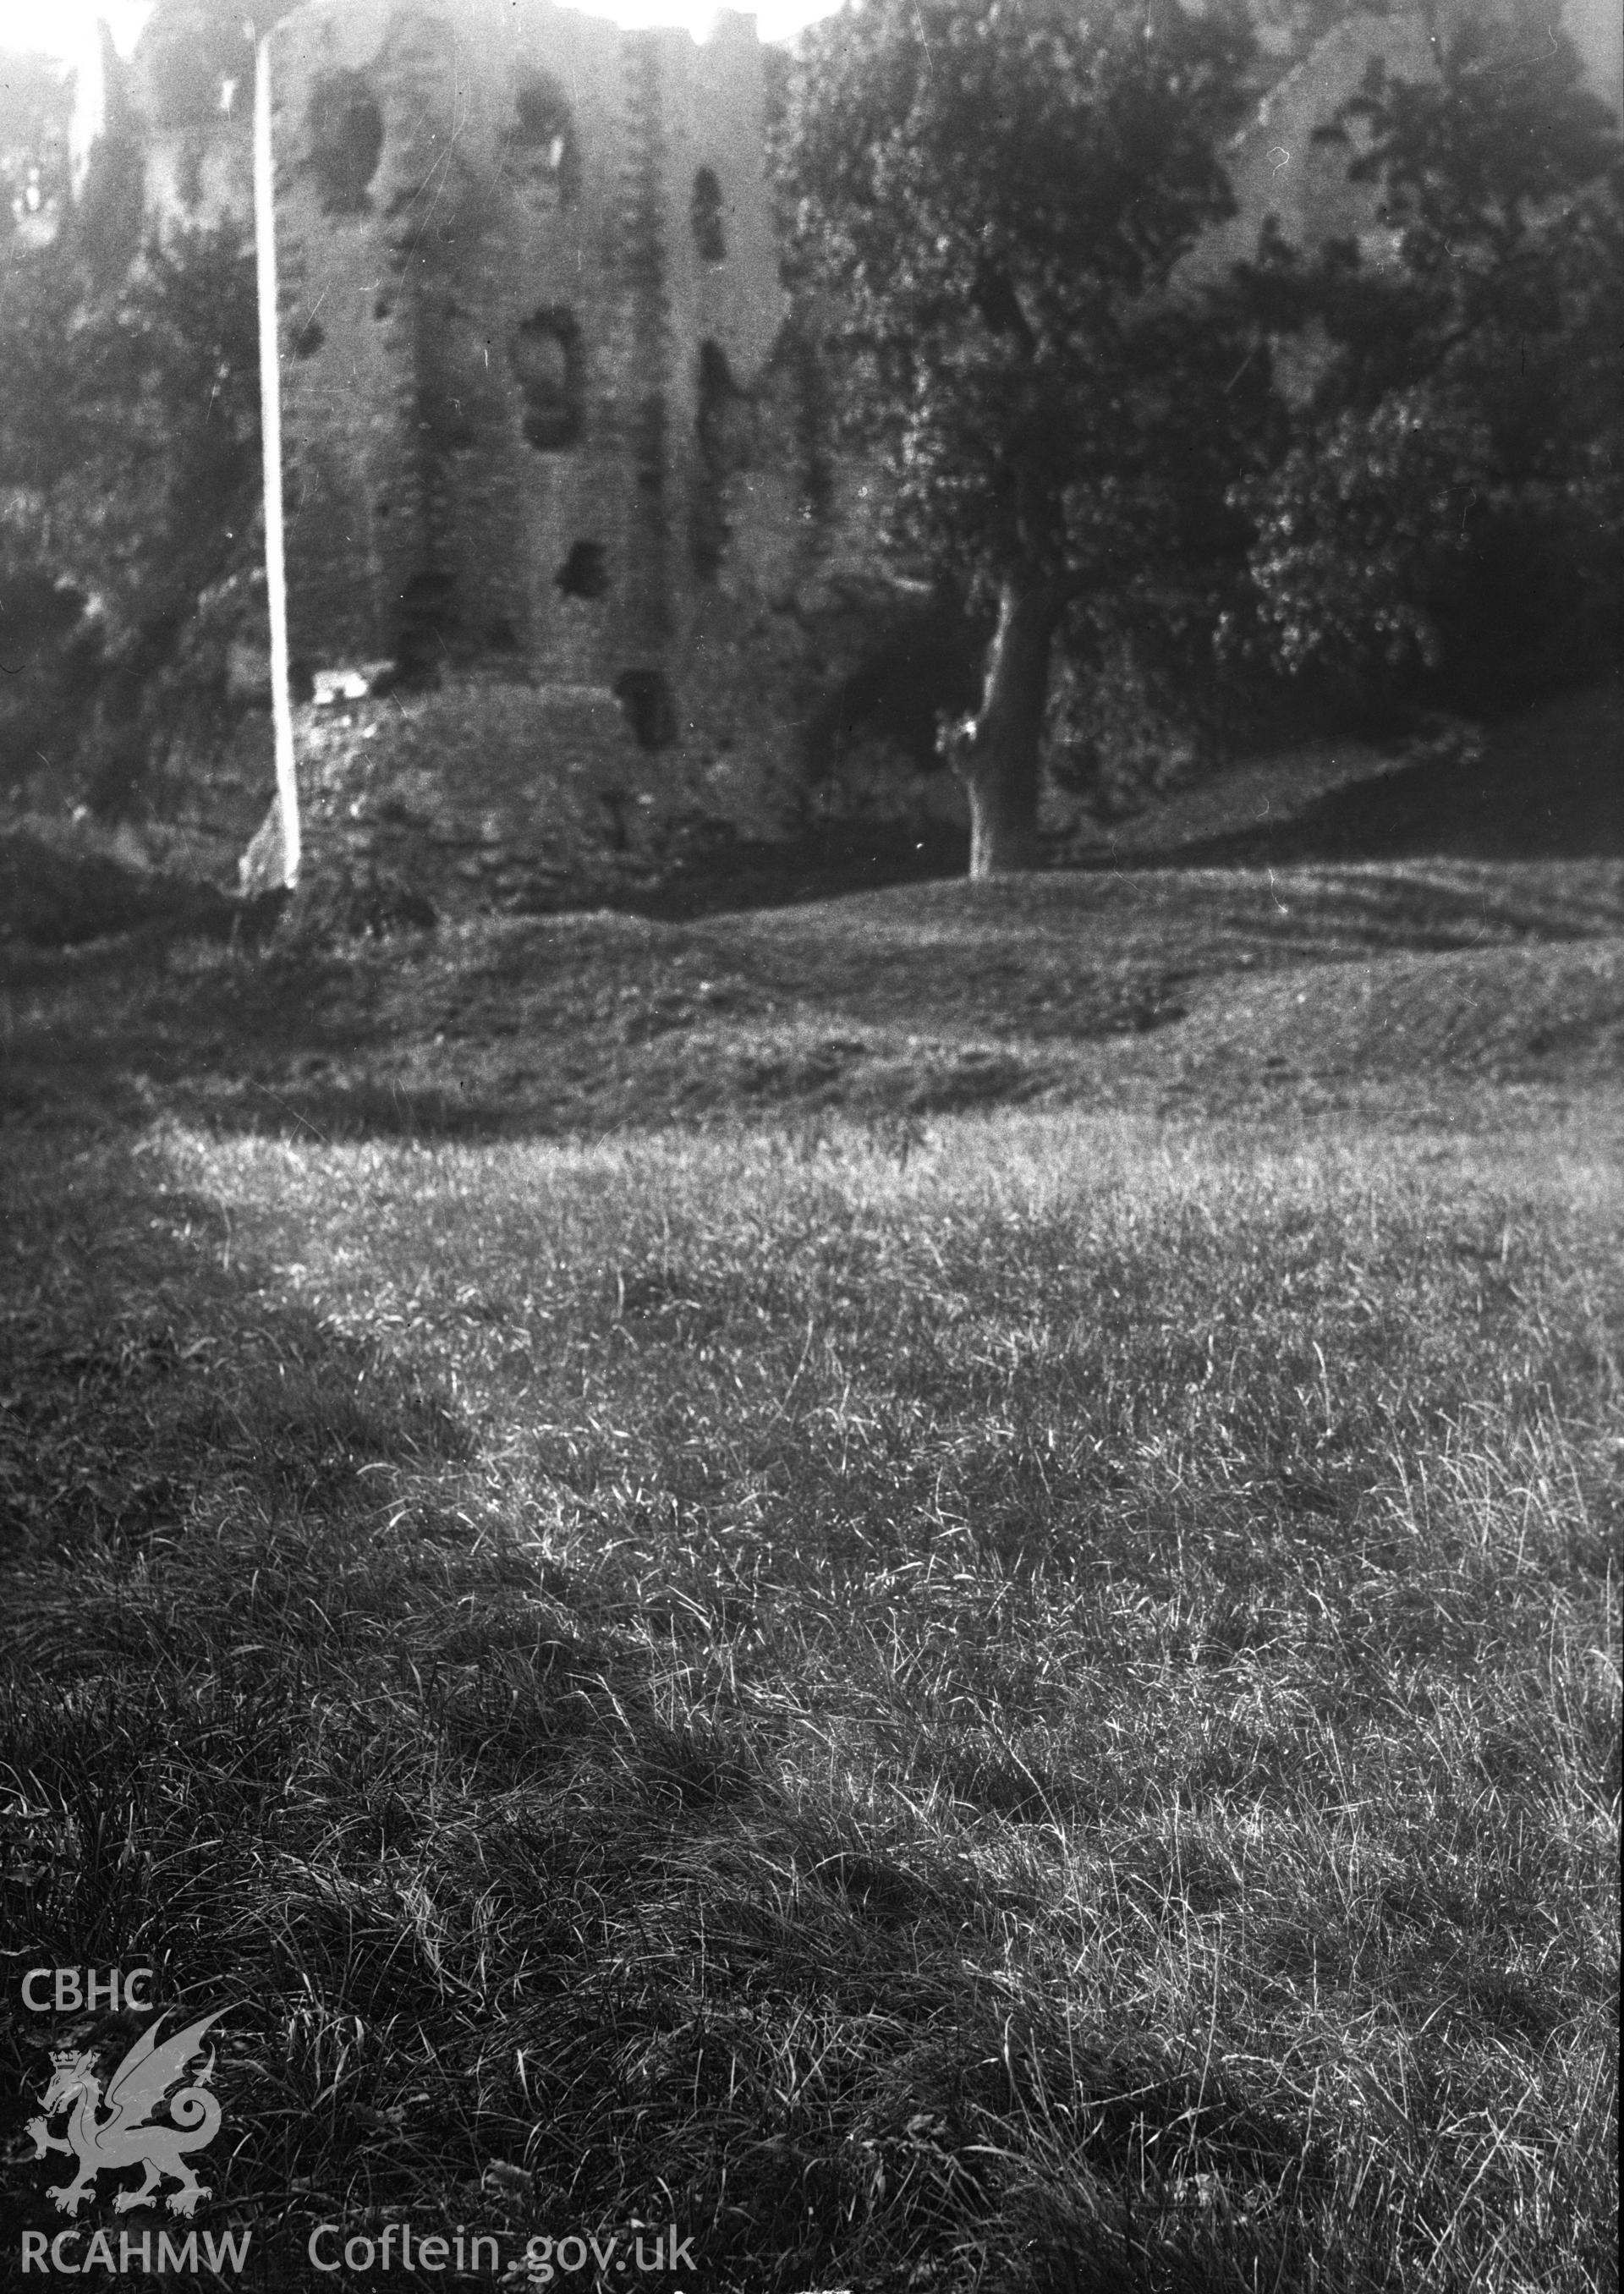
[{"x1": 0, "y1": 0, "x2": 842, "y2": 71}]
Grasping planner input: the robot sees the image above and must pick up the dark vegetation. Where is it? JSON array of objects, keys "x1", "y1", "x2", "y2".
[
  {"x1": 782, "y1": 0, "x2": 1273, "y2": 872},
  {"x1": 782, "y1": 0, "x2": 1621, "y2": 871},
  {"x1": 1232, "y1": 16, "x2": 1622, "y2": 719},
  {"x1": 0, "y1": 210, "x2": 261, "y2": 826}
]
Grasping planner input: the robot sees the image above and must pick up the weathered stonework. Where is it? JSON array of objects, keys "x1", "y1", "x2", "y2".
[
  {"x1": 267, "y1": 1, "x2": 795, "y2": 725},
  {"x1": 1189, "y1": 0, "x2": 1619, "y2": 288},
  {"x1": 114, "y1": 0, "x2": 825, "y2": 883},
  {"x1": 1193, "y1": 8, "x2": 1443, "y2": 281}
]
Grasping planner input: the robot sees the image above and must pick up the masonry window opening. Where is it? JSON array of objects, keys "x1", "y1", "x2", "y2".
[
  {"x1": 690, "y1": 165, "x2": 726, "y2": 261},
  {"x1": 513, "y1": 71, "x2": 581, "y2": 205},
  {"x1": 306, "y1": 71, "x2": 384, "y2": 214},
  {"x1": 557, "y1": 541, "x2": 609, "y2": 599},
  {"x1": 513, "y1": 309, "x2": 584, "y2": 450},
  {"x1": 615, "y1": 667, "x2": 678, "y2": 750}
]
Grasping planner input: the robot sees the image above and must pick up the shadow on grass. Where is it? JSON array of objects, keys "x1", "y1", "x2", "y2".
[
  {"x1": 1166, "y1": 683, "x2": 1624, "y2": 868},
  {"x1": 0, "y1": 1133, "x2": 1344, "y2": 2294},
  {"x1": 0, "y1": 925, "x2": 407, "y2": 1138}
]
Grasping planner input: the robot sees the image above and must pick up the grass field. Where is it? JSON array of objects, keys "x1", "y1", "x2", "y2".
[{"x1": 2, "y1": 804, "x2": 1620, "y2": 2289}]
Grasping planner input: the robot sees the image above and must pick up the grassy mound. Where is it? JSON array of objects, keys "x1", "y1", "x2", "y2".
[{"x1": 2, "y1": 853, "x2": 1617, "y2": 1138}]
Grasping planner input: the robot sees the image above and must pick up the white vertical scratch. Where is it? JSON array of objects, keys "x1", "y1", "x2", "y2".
[{"x1": 255, "y1": 25, "x2": 301, "y2": 888}]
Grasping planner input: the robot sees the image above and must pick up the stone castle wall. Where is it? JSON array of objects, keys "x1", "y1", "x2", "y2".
[
  {"x1": 265, "y1": 0, "x2": 793, "y2": 708},
  {"x1": 1189, "y1": 0, "x2": 1619, "y2": 288}
]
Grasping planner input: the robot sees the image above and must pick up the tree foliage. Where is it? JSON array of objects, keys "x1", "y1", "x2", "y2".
[
  {"x1": 782, "y1": 1, "x2": 1621, "y2": 872},
  {"x1": 0, "y1": 184, "x2": 261, "y2": 812},
  {"x1": 782, "y1": 0, "x2": 1275, "y2": 595},
  {"x1": 780, "y1": 0, "x2": 1276, "y2": 870},
  {"x1": 1232, "y1": 15, "x2": 1622, "y2": 706}
]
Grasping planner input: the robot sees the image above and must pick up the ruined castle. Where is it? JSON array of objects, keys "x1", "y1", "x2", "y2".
[
  {"x1": 266, "y1": 1, "x2": 791, "y2": 710},
  {"x1": 79, "y1": 0, "x2": 1622, "y2": 890},
  {"x1": 112, "y1": 0, "x2": 838, "y2": 892}
]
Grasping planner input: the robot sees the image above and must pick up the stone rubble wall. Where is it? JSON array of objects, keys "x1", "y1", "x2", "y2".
[{"x1": 284, "y1": 678, "x2": 716, "y2": 913}]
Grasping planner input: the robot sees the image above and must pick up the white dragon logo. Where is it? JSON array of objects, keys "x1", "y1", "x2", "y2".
[{"x1": 26, "y1": 2011, "x2": 226, "y2": 2218}]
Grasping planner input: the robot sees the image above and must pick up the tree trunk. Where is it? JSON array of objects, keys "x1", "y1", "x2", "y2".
[{"x1": 946, "y1": 574, "x2": 1060, "y2": 878}]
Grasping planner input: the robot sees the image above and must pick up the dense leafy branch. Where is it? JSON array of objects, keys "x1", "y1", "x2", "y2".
[
  {"x1": 783, "y1": 0, "x2": 1265, "y2": 590},
  {"x1": 0, "y1": 207, "x2": 261, "y2": 809},
  {"x1": 1232, "y1": 15, "x2": 1621, "y2": 697},
  {"x1": 779, "y1": 0, "x2": 1276, "y2": 871}
]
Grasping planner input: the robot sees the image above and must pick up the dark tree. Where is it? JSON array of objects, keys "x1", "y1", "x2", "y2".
[
  {"x1": 779, "y1": 0, "x2": 1276, "y2": 874},
  {"x1": 0, "y1": 211, "x2": 261, "y2": 811},
  {"x1": 1232, "y1": 16, "x2": 1622, "y2": 710}
]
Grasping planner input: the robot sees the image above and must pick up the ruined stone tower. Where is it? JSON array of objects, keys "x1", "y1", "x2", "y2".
[
  {"x1": 266, "y1": 0, "x2": 786, "y2": 714},
  {"x1": 97, "y1": 0, "x2": 822, "y2": 888}
]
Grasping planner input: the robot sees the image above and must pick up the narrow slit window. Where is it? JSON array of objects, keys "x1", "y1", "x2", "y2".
[
  {"x1": 306, "y1": 73, "x2": 383, "y2": 215},
  {"x1": 513, "y1": 310, "x2": 584, "y2": 450},
  {"x1": 690, "y1": 167, "x2": 726, "y2": 262},
  {"x1": 556, "y1": 541, "x2": 608, "y2": 599},
  {"x1": 513, "y1": 71, "x2": 581, "y2": 206},
  {"x1": 615, "y1": 668, "x2": 678, "y2": 751}
]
